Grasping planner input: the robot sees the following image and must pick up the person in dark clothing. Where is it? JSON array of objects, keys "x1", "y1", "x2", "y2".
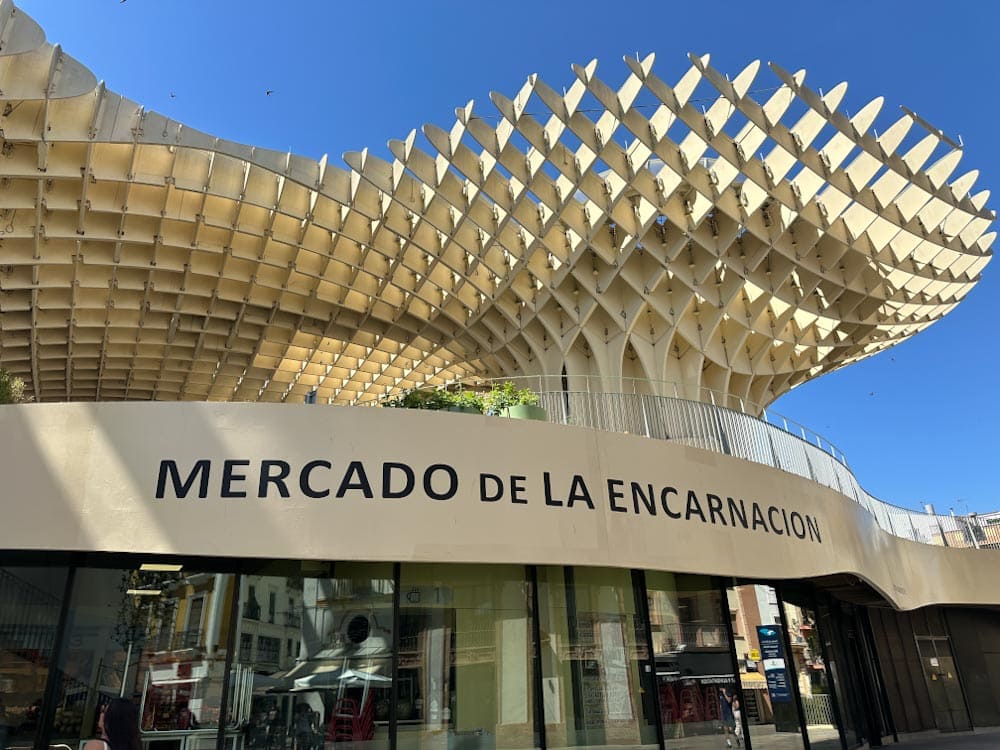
[
  {"x1": 84, "y1": 699, "x2": 141, "y2": 750},
  {"x1": 719, "y1": 687, "x2": 741, "y2": 747}
]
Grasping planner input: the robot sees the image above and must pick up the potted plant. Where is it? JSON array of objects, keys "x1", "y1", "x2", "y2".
[
  {"x1": 483, "y1": 382, "x2": 547, "y2": 421},
  {"x1": 383, "y1": 388, "x2": 451, "y2": 410},
  {"x1": 447, "y1": 389, "x2": 484, "y2": 414}
]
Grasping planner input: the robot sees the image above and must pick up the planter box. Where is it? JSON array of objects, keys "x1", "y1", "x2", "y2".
[
  {"x1": 447, "y1": 405, "x2": 482, "y2": 415},
  {"x1": 501, "y1": 404, "x2": 547, "y2": 421}
]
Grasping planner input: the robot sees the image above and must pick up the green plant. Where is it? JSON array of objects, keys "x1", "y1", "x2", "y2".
[
  {"x1": 483, "y1": 382, "x2": 539, "y2": 415},
  {"x1": 383, "y1": 387, "x2": 486, "y2": 412},
  {"x1": 383, "y1": 388, "x2": 453, "y2": 410},
  {"x1": 450, "y1": 390, "x2": 484, "y2": 412},
  {"x1": 0, "y1": 368, "x2": 28, "y2": 404}
]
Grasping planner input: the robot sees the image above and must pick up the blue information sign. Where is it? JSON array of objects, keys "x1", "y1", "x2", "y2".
[{"x1": 756, "y1": 625, "x2": 792, "y2": 704}]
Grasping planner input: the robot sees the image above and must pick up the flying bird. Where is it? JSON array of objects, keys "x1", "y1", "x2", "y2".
[{"x1": 265, "y1": 90, "x2": 274, "y2": 96}]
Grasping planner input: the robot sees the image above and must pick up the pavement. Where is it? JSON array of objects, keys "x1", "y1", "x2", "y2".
[
  {"x1": 889, "y1": 726, "x2": 1000, "y2": 748},
  {"x1": 658, "y1": 724, "x2": 1000, "y2": 748}
]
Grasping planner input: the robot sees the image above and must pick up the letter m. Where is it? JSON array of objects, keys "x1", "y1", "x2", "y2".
[{"x1": 156, "y1": 460, "x2": 211, "y2": 499}]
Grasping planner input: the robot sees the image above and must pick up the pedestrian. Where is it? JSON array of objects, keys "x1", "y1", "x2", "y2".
[
  {"x1": 84, "y1": 699, "x2": 141, "y2": 750},
  {"x1": 719, "y1": 687, "x2": 741, "y2": 748}
]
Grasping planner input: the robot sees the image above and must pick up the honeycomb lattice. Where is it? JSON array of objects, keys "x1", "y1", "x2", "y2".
[{"x1": 0, "y1": 3, "x2": 992, "y2": 406}]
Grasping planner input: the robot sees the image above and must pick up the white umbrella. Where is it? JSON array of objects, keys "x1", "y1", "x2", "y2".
[
  {"x1": 338, "y1": 669, "x2": 391, "y2": 688},
  {"x1": 292, "y1": 666, "x2": 390, "y2": 691}
]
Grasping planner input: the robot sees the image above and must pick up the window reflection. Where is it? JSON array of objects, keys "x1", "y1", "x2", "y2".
[
  {"x1": 47, "y1": 567, "x2": 234, "y2": 750},
  {"x1": 397, "y1": 563, "x2": 536, "y2": 750},
  {"x1": 2, "y1": 560, "x2": 860, "y2": 750},
  {"x1": 230, "y1": 563, "x2": 393, "y2": 750},
  {"x1": 646, "y1": 572, "x2": 740, "y2": 748},
  {"x1": 0, "y1": 567, "x2": 67, "y2": 750},
  {"x1": 728, "y1": 583, "x2": 804, "y2": 749},
  {"x1": 783, "y1": 601, "x2": 843, "y2": 749},
  {"x1": 536, "y1": 566, "x2": 656, "y2": 750}
]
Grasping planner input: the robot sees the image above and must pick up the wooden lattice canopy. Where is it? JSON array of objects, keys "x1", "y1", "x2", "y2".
[{"x1": 0, "y1": 2, "x2": 992, "y2": 405}]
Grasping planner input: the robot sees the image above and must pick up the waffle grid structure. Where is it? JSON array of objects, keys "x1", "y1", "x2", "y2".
[{"x1": 0, "y1": 2, "x2": 992, "y2": 406}]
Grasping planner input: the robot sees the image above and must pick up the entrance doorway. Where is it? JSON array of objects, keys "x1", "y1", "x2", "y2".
[{"x1": 915, "y1": 636, "x2": 971, "y2": 732}]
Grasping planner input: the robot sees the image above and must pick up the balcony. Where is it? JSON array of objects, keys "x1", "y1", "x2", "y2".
[
  {"x1": 654, "y1": 622, "x2": 729, "y2": 650},
  {"x1": 172, "y1": 628, "x2": 203, "y2": 650},
  {"x1": 389, "y1": 377, "x2": 991, "y2": 551}
]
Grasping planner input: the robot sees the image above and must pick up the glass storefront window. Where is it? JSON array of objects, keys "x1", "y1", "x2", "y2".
[
  {"x1": 645, "y1": 572, "x2": 740, "y2": 748},
  {"x1": 397, "y1": 563, "x2": 536, "y2": 750},
  {"x1": 0, "y1": 566, "x2": 68, "y2": 750},
  {"x1": 228, "y1": 563, "x2": 393, "y2": 750},
  {"x1": 536, "y1": 566, "x2": 656, "y2": 750},
  {"x1": 49, "y1": 566, "x2": 236, "y2": 750},
  {"x1": 3, "y1": 558, "x2": 876, "y2": 750},
  {"x1": 783, "y1": 600, "x2": 845, "y2": 750},
  {"x1": 728, "y1": 582, "x2": 804, "y2": 749}
]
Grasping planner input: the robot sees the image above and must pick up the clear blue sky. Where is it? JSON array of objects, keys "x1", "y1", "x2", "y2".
[{"x1": 19, "y1": 1, "x2": 999, "y2": 514}]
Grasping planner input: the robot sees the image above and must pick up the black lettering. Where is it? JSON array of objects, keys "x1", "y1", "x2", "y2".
[
  {"x1": 751, "y1": 502, "x2": 768, "y2": 532},
  {"x1": 660, "y1": 487, "x2": 681, "y2": 518},
  {"x1": 336, "y1": 461, "x2": 374, "y2": 498},
  {"x1": 424, "y1": 464, "x2": 458, "y2": 501},
  {"x1": 567, "y1": 475, "x2": 594, "y2": 509},
  {"x1": 631, "y1": 483, "x2": 656, "y2": 515},
  {"x1": 300, "y1": 460, "x2": 332, "y2": 498},
  {"x1": 782, "y1": 508, "x2": 791, "y2": 536},
  {"x1": 480, "y1": 473, "x2": 504, "y2": 502},
  {"x1": 608, "y1": 479, "x2": 627, "y2": 513},
  {"x1": 156, "y1": 459, "x2": 211, "y2": 499},
  {"x1": 707, "y1": 493, "x2": 726, "y2": 526},
  {"x1": 383, "y1": 462, "x2": 415, "y2": 498},
  {"x1": 543, "y1": 472, "x2": 562, "y2": 507},
  {"x1": 259, "y1": 460, "x2": 291, "y2": 498},
  {"x1": 221, "y1": 459, "x2": 251, "y2": 498},
  {"x1": 807, "y1": 515, "x2": 822, "y2": 543},
  {"x1": 510, "y1": 475, "x2": 528, "y2": 504},
  {"x1": 767, "y1": 506, "x2": 785, "y2": 535},
  {"x1": 728, "y1": 497, "x2": 748, "y2": 529},
  {"x1": 790, "y1": 511, "x2": 807, "y2": 539},
  {"x1": 685, "y1": 490, "x2": 707, "y2": 522}
]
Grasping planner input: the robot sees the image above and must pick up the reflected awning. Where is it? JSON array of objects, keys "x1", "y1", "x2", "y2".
[
  {"x1": 293, "y1": 665, "x2": 389, "y2": 691},
  {"x1": 265, "y1": 661, "x2": 390, "y2": 692},
  {"x1": 264, "y1": 660, "x2": 336, "y2": 693}
]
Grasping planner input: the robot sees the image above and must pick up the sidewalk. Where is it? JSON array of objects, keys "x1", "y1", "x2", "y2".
[{"x1": 891, "y1": 726, "x2": 1000, "y2": 748}]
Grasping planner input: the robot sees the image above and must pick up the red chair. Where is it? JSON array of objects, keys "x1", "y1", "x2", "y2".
[
  {"x1": 659, "y1": 683, "x2": 679, "y2": 724},
  {"x1": 328, "y1": 696, "x2": 375, "y2": 743},
  {"x1": 705, "y1": 686, "x2": 723, "y2": 721},
  {"x1": 678, "y1": 686, "x2": 704, "y2": 723}
]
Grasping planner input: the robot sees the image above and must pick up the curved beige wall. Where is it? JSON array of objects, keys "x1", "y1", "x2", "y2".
[{"x1": 1, "y1": 402, "x2": 996, "y2": 611}]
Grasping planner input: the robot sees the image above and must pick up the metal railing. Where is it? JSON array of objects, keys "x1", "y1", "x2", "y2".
[
  {"x1": 373, "y1": 377, "x2": 995, "y2": 551},
  {"x1": 801, "y1": 694, "x2": 836, "y2": 726},
  {"x1": 0, "y1": 568, "x2": 60, "y2": 656}
]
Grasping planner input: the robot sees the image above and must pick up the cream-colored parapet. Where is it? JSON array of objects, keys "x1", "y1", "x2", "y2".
[
  {"x1": 0, "y1": 3, "x2": 992, "y2": 406},
  {"x1": 2, "y1": 401, "x2": 999, "y2": 611}
]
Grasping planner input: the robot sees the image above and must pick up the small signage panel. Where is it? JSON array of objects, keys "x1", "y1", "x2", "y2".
[{"x1": 756, "y1": 625, "x2": 792, "y2": 704}]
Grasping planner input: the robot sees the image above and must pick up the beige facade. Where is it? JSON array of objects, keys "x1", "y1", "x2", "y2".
[
  {"x1": 0, "y1": 3, "x2": 991, "y2": 408},
  {"x1": 2, "y1": 401, "x2": 998, "y2": 612}
]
